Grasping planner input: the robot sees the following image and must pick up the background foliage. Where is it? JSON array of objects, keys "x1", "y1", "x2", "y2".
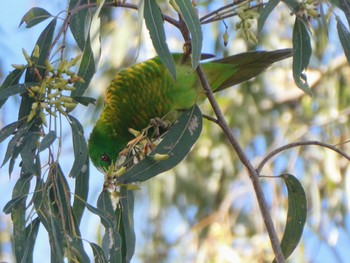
[{"x1": 1, "y1": 0, "x2": 350, "y2": 262}]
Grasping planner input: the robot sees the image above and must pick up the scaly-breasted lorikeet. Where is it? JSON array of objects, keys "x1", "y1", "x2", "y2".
[{"x1": 88, "y1": 50, "x2": 292, "y2": 172}]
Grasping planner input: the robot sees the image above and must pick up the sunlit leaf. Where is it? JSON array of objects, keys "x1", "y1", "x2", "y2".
[
  {"x1": 336, "y1": 16, "x2": 350, "y2": 64},
  {"x1": 118, "y1": 105, "x2": 203, "y2": 184},
  {"x1": 292, "y1": 17, "x2": 312, "y2": 95},
  {"x1": 68, "y1": 115, "x2": 88, "y2": 178},
  {"x1": 273, "y1": 174, "x2": 307, "y2": 262},
  {"x1": 174, "y1": 0, "x2": 203, "y2": 69},
  {"x1": 258, "y1": 0, "x2": 279, "y2": 35},
  {"x1": 0, "y1": 69, "x2": 25, "y2": 109},
  {"x1": 144, "y1": 0, "x2": 176, "y2": 79},
  {"x1": 20, "y1": 7, "x2": 52, "y2": 28}
]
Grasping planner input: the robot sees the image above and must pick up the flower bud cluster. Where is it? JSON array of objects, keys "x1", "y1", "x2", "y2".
[
  {"x1": 297, "y1": 0, "x2": 320, "y2": 20},
  {"x1": 235, "y1": 7, "x2": 259, "y2": 44},
  {"x1": 14, "y1": 45, "x2": 83, "y2": 126}
]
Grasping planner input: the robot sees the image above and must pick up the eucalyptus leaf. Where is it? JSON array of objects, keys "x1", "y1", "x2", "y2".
[
  {"x1": 118, "y1": 104, "x2": 202, "y2": 184},
  {"x1": 292, "y1": 17, "x2": 312, "y2": 95},
  {"x1": 336, "y1": 16, "x2": 350, "y2": 64},
  {"x1": 144, "y1": 0, "x2": 176, "y2": 79},
  {"x1": 69, "y1": 0, "x2": 90, "y2": 50},
  {"x1": 20, "y1": 7, "x2": 52, "y2": 28},
  {"x1": 39, "y1": 131, "x2": 56, "y2": 152},
  {"x1": 0, "y1": 69, "x2": 25, "y2": 109},
  {"x1": 273, "y1": 174, "x2": 307, "y2": 262},
  {"x1": 174, "y1": 0, "x2": 203, "y2": 69},
  {"x1": 258, "y1": 0, "x2": 279, "y2": 35}
]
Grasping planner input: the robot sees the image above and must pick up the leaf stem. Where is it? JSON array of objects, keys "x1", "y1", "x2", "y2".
[{"x1": 196, "y1": 64, "x2": 285, "y2": 263}]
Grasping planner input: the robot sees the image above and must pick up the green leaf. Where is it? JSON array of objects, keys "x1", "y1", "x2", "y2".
[
  {"x1": 73, "y1": 155, "x2": 90, "y2": 225},
  {"x1": 336, "y1": 16, "x2": 350, "y2": 64},
  {"x1": 85, "y1": 202, "x2": 115, "y2": 229},
  {"x1": 70, "y1": 33, "x2": 96, "y2": 98},
  {"x1": 258, "y1": 0, "x2": 279, "y2": 35},
  {"x1": 20, "y1": 7, "x2": 52, "y2": 28},
  {"x1": 119, "y1": 188, "x2": 135, "y2": 262},
  {"x1": 338, "y1": 0, "x2": 350, "y2": 28},
  {"x1": 39, "y1": 131, "x2": 56, "y2": 152},
  {"x1": 3, "y1": 195, "x2": 27, "y2": 214},
  {"x1": 144, "y1": 0, "x2": 176, "y2": 79},
  {"x1": 90, "y1": 242, "x2": 108, "y2": 263},
  {"x1": 174, "y1": 0, "x2": 203, "y2": 69},
  {"x1": 0, "y1": 69, "x2": 25, "y2": 109},
  {"x1": 273, "y1": 174, "x2": 307, "y2": 262},
  {"x1": 68, "y1": 115, "x2": 88, "y2": 178},
  {"x1": 69, "y1": 0, "x2": 90, "y2": 50},
  {"x1": 11, "y1": 172, "x2": 32, "y2": 262},
  {"x1": 292, "y1": 17, "x2": 312, "y2": 95},
  {"x1": 72, "y1": 96, "x2": 96, "y2": 106},
  {"x1": 283, "y1": 0, "x2": 301, "y2": 13},
  {"x1": 0, "y1": 121, "x2": 19, "y2": 144},
  {"x1": 118, "y1": 105, "x2": 202, "y2": 184},
  {"x1": 20, "y1": 132, "x2": 41, "y2": 176},
  {"x1": 22, "y1": 217, "x2": 40, "y2": 263},
  {"x1": 0, "y1": 83, "x2": 38, "y2": 101}
]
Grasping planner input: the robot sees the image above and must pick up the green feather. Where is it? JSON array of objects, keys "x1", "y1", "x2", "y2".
[{"x1": 88, "y1": 49, "x2": 292, "y2": 172}]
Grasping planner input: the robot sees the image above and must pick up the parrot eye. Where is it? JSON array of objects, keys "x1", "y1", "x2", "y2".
[{"x1": 101, "y1": 154, "x2": 111, "y2": 163}]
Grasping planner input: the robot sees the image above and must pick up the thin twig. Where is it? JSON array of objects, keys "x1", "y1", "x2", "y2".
[
  {"x1": 195, "y1": 65, "x2": 285, "y2": 263},
  {"x1": 256, "y1": 140, "x2": 350, "y2": 173}
]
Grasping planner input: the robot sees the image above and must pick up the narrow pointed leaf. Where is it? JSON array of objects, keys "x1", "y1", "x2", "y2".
[
  {"x1": 22, "y1": 217, "x2": 40, "y2": 263},
  {"x1": 273, "y1": 174, "x2": 307, "y2": 262},
  {"x1": 258, "y1": 0, "x2": 279, "y2": 34},
  {"x1": 73, "y1": 155, "x2": 90, "y2": 225},
  {"x1": 338, "y1": 1, "x2": 350, "y2": 28},
  {"x1": 175, "y1": 0, "x2": 203, "y2": 69},
  {"x1": 90, "y1": 242, "x2": 108, "y2": 263},
  {"x1": 72, "y1": 96, "x2": 96, "y2": 106},
  {"x1": 0, "y1": 121, "x2": 19, "y2": 143},
  {"x1": 68, "y1": 115, "x2": 88, "y2": 178},
  {"x1": 69, "y1": 0, "x2": 90, "y2": 50},
  {"x1": 292, "y1": 17, "x2": 312, "y2": 95},
  {"x1": 0, "y1": 69, "x2": 25, "y2": 109},
  {"x1": 20, "y1": 7, "x2": 52, "y2": 28},
  {"x1": 336, "y1": 16, "x2": 350, "y2": 64},
  {"x1": 120, "y1": 188, "x2": 135, "y2": 262},
  {"x1": 118, "y1": 105, "x2": 202, "y2": 184},
  {"x1": 39, "y1": 131, "x2": 56, "y2": 152},
  {"x1": 0, "y1": 83, "x2": 38, "y2": 101},
  {"x1": 144, "y1": 0, "x2": 176, "y2": 79}
]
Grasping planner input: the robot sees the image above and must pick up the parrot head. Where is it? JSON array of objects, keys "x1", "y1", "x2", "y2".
[{"x1": 88, "y1": 123, "x2": 126, "y2": 173}]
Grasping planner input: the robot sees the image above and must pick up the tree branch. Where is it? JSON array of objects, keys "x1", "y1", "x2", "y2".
[
  {"x1": 257, "y1": 140, "x2": 350, "y2": 174},
  {"x1": 195, "y1": 65, "x2": 285, "y2": 263}
]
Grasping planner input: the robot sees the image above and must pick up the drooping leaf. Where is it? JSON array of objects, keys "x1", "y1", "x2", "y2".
[
  {"x1": 89, "y1": 0, "x2": 105, "y2": 66},
  {"x1": 90, "y1": 242, "x2": 108, "y2": 263},
  {"x1": 273, "y1": 174, "x2": 307, "y2": 262},
  {"x1": 20, "y1": 7, "x2": 52, "y2": 28},
  {"x1": 0, "y1": 121, "x2": 19, "y2": 144},
  {"x1": 11, "y1": 172, "x2": 32, "y2": 262},
  {"x1": 174, "y1": 0, "x2": 203, "y2": 69},
  {"x1": 336, "y1": 16, "x2": 350, "y2": 64},
  {"x1": 144, "y1": 0, "x2": 176, "y2": 79},
  {"x1": 39, "y1": 131, "x2": 56, "y2": 152},
  {"x1": 70, "y1": 33, "x2": 96, "y2": 98},
  {"x1": 22, "y1": 217, "x2": 40, "y2": 263},
  {"x1": 72, "y1": 96, "x2": 96, "y2": 106},
  {"x1": 20, "y1": 132, "x2": 41, "y2": 176},
  {"x1": 283, "y1": 0, "x2": 301, "y2": 13},
  {"x1": 0, "y1": 83, "x2": 38, "y2": 101},
  {"x1": 0, "y1": 69, "x2": 25, "y2": 109},
  {"x1": 72, "y1": 155, "x2": 90, "y2": 225},
  {"x1": 119, "y1": 188, "x2": 135, "y2": 262},
  {"x1": 3, "y1": 196, "x2": 27, "y2": 214},
  {"x1": 68, "y1": 115, "x2": 88, "y2": 178},
  {"x1": 118, "y1": 104, "x2": 203, "y2": 184},
  {"x1": 258, "y1": 0, "x2": 279, "y2": 35},
  {"x1": 69, "y1": 0, "x2": 90, "y2": 50},
  {"x1": 338, "y1": 0, "x2": 350, "y2": 28},
  {"x1": 292, "y1": 17, "x2": 312, "y2": 95}
]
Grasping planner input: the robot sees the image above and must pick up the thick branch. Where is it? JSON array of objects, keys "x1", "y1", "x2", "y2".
[{"x1": 196, "y1": 65, "x2": 285, "y2": 263}]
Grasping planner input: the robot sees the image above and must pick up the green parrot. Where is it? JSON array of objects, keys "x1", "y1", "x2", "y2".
[{"x1": 88, "y1": 49, "x2": 292, "y2": 172}]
